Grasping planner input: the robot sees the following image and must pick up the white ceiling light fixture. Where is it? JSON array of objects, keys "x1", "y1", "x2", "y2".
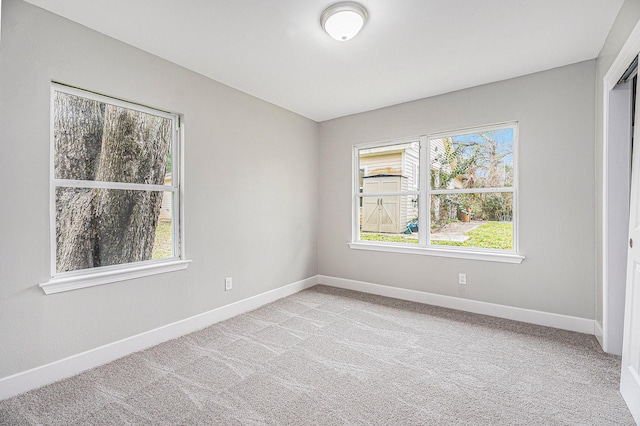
[{"x1": 321, "y1": 2, "x2": 368, "y2": 42}]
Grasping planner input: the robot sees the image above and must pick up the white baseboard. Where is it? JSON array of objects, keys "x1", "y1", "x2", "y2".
[
  {"x1": 1, "y1": 274, "x2": 596, "y2": 401},
  {"x1": 0, "y1": 275, "x2": 318, "y2": 401},
  {"x1": 595, "y1": 320, "x2": 605, "y2": 350},
  {"x1": 318, "y1": 275, "x2": 595, "y2": 335}
]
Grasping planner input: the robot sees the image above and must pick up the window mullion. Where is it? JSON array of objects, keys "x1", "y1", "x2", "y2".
[
  {"x1": 353, "y1": 146, "x2": 359, "y2": 242},
  {"x1": 430, "y1": 187, "x2": 514, "y2": 195},
  {"x1": 172, "y1": 119, "x2": 181, "y2": 258},
  {"x1": 419, "y1": 136, "x2": 428, "y2": 246},
  {"x1": 357, "y1": 191, "x2": 420, "y2": 198},
  {"x1": 53, "y1": 179, "x2": 175, "y2": 193}
]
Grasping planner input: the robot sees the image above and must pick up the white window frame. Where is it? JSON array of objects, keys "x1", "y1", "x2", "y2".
[
  {"x1": 40, "y1": 83, "x2": 190, "y2": 294},
  {"x1": 349, "y1": 122, "x2": 524, "y2": 264}
]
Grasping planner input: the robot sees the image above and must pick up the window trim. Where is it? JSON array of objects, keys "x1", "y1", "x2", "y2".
[
  {"x1": 348, "y1": 241, "x2": 524, "y2": 263},
  {"x1": 41, "y1": 83, "x2": 189, "y2": 294},
  {"x1": 39, "y1": 259, "x2": 192, "y2": 294},
  {"x1": 352, "y1": 122, "x2": 522, "y2": 263}
]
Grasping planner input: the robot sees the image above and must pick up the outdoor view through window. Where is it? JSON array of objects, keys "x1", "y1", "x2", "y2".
[
  {"x1": 356, "y1": 124, "x2": 516, "y2": 252},
  {"x1": 52, "y1": 84, "x2": 178, "y2": 275}
]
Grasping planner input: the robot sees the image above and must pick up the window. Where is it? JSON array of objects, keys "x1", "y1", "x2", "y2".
[
  {"x1": 41, "y1": 84, "x2": 188, "y2": 294},
  {"x1": 357, "y1": 140, "x2": 420, "y2": 243},
  {"x1": 351, "y1": 123, "x2": 522, "y2": 263}
]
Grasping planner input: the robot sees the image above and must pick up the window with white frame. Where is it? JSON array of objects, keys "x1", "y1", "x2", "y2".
[
  {"x1": 353, "y1": 123, "x2": 519, "y2": 260},
  {"x1": 46, "y1": 83, "x2": 185, "y2": 290}
]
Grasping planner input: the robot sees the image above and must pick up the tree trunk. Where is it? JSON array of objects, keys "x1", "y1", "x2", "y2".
[
  {"x1": 53, "y1": 91, "x2": 104, "y2": 180},
  {"x1": 54, "y1": 92, "x2": 104, "y2": 273},
  {"x1": 94, "y1": 105, "x2": 171, "y2": 267},
  {"x1": 56, "y1": 188, "x2": 98, "y2": 272}
]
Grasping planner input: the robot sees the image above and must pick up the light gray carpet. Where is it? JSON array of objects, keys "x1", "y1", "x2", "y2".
[{"x1": 0, "y1": 285, "x2": 635, "y2": 425}]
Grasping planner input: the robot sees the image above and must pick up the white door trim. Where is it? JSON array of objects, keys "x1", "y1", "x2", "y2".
[
  {"x1": 621, "y1": 75, "x2": 640, "y2": 423},
  {"x1": 604, "y1": 82, "x2": 633, "y2": 356},
  {"x1": 602, "y1": 18, "x2": 640, "y2": 354}
]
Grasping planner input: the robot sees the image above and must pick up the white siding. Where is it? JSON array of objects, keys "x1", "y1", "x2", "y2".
[{"x1": 360, "y1": 151, "x2": 403, "y2": 176}]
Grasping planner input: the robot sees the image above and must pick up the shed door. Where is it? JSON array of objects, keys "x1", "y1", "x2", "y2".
[
  {"x1": 379, "y1": 195, "x2": 399, "y2": 233},
  {"x1": 362, "y1": 194, "x2": 381, "y2": 232},
  {"x1": 361, "y1": 177, "x2": 400, "y2": 233}
]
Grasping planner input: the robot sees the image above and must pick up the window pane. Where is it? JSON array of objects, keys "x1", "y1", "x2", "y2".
[
  {"x1": 430, "y1": 192, "x2": 513, "y2": 250},
  {"x1": 430, "y1": 128, "x2": 514, "y2": 190},
  {"x1": 359, "y1": 195, "x2": 419, "y2": 244},
  {"x1": 359, "y1": 141, "x2": 420, "y2": 191},
  {"x1": 55, "y1": 187, "x2": 173, "y2": 273},
  {"x1": 53, "y1": 90, "x2": 173, "y2": 185}
]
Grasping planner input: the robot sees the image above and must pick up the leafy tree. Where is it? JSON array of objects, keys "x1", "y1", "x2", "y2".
[
  {"x1": 431, "y1": 137, "x2": 478, "y2": 190},
  {"x1": 429, "y1": 131, "x2": 513, "y2": 226}
]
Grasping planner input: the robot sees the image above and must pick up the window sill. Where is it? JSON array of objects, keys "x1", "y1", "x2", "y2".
[
  {"x1": 39, "y1": 259, "x2": 192, "y2": 294},
  {"x1": 348, "y1": 242, "x2": 524, "y2": 264}
]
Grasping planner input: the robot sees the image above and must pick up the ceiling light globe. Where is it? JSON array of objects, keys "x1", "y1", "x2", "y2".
[{"x1": 321, "y1": 2, "x2": 368, "y2": 42}]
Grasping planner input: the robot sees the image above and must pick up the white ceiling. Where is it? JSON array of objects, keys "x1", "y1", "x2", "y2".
[{"x1": 24, "y1": 0, "x2": 624, "y2": 122}]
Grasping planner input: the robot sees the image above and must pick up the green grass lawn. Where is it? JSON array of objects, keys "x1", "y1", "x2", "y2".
[
  {"x1": 361, "y1": 221, "x2": 512, "y2": 250},
  {"x1": 431, "y1": 221, "x2": 513, "y2": 250},
  {"x1": 152, "y1": 221, "x2": 173, "y2": 259},
  {"x1": 359, "y1": 233, "x2": 419, "y2": 244}
]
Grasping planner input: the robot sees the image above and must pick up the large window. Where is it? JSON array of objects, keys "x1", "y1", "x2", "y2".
[
  {"x1": 42, "y1": 83, "x2": 187, "y2": 293},
  {"x1": 352, "y1": 123, "x2": 521, "y2": 262}
]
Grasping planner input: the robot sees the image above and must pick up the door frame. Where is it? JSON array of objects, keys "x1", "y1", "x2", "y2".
[
  {"x1": 602, "y1": 19, "x2": 640, "y2": 354},
  {"x1": 604, "y1": 81, "x2": 633, "y2": 356},
  {"x1": 621, "y1": 90, "x2": 640, "y2": 423}
]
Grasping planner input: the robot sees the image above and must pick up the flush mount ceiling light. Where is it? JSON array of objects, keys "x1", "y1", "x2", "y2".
[{"x1": 321, "y1": 2, "x2": 368, "y2": 41}]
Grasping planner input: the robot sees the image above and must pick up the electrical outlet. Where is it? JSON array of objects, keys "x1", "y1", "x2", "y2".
[
  {"x1": 225, "y1": 277, "x2": 233, "y2": 291},
  {"x1": 459, "y1": 273, "x2": 467, "y2": 285}
]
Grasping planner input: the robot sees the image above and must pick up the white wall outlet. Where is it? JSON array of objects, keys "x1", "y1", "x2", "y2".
[
  {"x1": 459, "y1": 273, "x2": 467, "y2": 285},
  {"x1": 225, "y1": 277, "x2": 233, "y2": 291}
]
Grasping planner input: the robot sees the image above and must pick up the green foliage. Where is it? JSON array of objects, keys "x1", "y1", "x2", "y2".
[
  {"x1": 480, "y1": 193, "x2": 506, "y2": 221},
  {"x1": 430, "y1": 240, "x2": 464, "y2": 247},
  {"x1": 360, "y1": 221, "x2": 511, "y2": 250},
  {"x1": 152, "y1": 221, "x2": 173, "y2": 259},
  {"x1": 430, "y1": 132, "x2": 514, "y2": 224},
  {"x1": 166, "y1": 151, "x2": 172, "y2": 175},
  {"x1": 432, "y1": 221, "x2": 512, "y2": 250},
  {"x1": 431, "y1": 137, "x2": 479, "y2": 190},
  {"x1": 456, "y1": 193, "x2": 473, "y2": 213},
  {"x1": 359, "y1": 233, "x2": 419, "y2": 244}
]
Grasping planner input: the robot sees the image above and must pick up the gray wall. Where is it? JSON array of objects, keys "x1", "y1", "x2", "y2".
[
  {"x1": 0, "y1": 0, "x2": 619, "y2": 381},
  {"x1": 594, "y1": 0, "x2": 640, "y2": 332},
  {"x1": 318, "y1": 61, "x2": 596, "y2": 319},
  {"x1": 0, "y1": 0, "x2": 318, "y2": 378}
]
